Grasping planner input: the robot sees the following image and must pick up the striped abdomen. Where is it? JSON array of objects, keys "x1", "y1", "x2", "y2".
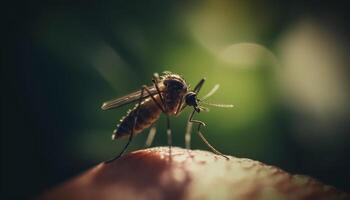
[{"x1": 113, "y1": 96, "x2": 162, "y2": 139}]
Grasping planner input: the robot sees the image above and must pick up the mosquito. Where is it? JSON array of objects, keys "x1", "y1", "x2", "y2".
[{"x1": 101, "y1": 71, "x2": 233, "y2": 163}]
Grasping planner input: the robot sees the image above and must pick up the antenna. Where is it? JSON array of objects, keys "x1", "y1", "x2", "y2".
[
  {"x1": 200, "y1": 101, "x2": 234, "y2": 108},
  {"x1": 202, "y1": 84, "x2": 220, "y2": 100}
]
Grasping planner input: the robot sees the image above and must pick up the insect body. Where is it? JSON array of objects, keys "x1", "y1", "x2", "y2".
[
  {"x1": 101, "y1": 71, "x2": 232, "y2": 162},
  {"x1": 111, "y1": 73, "x2": 187, "y2": 139}
]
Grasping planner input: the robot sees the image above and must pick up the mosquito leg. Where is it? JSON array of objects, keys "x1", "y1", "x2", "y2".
[
  {"x1": 189, "y1": 110, "x2": 229, "y2": 159},
  {"x1": 149, "y1": 78, "x2": 173, "y2": 159},
  {"x1": 144, "y1": 84, "x2": 174, "y2": 157},
  {"x1": 143, "y1": 86, "x2": 165, "y2": 113},
  {"x1": 105, "y1": 86, "x2": 145, "y2": 163},
  {"x1": 152, "y1": 79, "x2": 167, "y2": 111},
  {"x1": 185, "y1": 115, "x2": 193, "y2": 149},
  {"x1": 175, "y1": 97, "x2": 184, "y2": 116},
  {"x1": 145, "y1": 125, "x2": 157, "y2": 148},
  {"x1": 184, "y1": 115, "x2": 194, "y2": 159},
  {"x1": 166, "y1": 115, "x2": 172, "y2": 158},
  {"x1": 150, "y1": 80, "x2": 172, "y2": 159},
  {"x1": 181, "y1": 77, "x2": 206, "y2": 149},
  {"x1": 113, "y1": 127, "x2": 134, "y2": 161}
]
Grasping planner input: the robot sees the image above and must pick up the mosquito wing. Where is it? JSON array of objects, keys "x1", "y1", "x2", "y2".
[{"x1": 101, "y1": 85, "x2": 160, "y2": 110}]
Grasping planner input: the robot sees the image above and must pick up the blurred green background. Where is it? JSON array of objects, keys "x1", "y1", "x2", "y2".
[{"x1": 2, "y1": 0, "x2": 350, "y2": 198}]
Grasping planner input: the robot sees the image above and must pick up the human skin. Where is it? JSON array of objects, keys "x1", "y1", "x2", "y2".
[{"x1": 38, "y1": 147, "x2": 348, "y2": 200}]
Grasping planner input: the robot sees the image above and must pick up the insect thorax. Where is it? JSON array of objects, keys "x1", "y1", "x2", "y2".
[{"x1": 161, "y1": 73, "x2": 188, "y2": 115}]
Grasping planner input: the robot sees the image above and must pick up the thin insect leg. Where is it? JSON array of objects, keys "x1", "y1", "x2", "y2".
[
  {"x1": 189, "y1": 110, "x2": 229, "y2": 159},
  {"x1": 150, "y1": 78, "x2": 172, "y2": 157},
  {"x1": 105, "y1": 87, "x2": 145, "y2": 163},
  {"x1": 152, "y1": 79, "x2": 167, "y2": 111},
  {"x1": 117, "y1": 85, "x2": 164, "y2": 153},
  {"x1": 143, "y1": 86, "x2": 165, "y2": 113},
  {"x1": 185, "y1": 114, "x2": 193, "y2": 149},
  {"x1": 150, "y1": 74, "x2": 168, "y2": 112},
  {"x1": 181, "y1": 77, "x2": 206, "y2": 149},
  {"x1": 175, "y1": 100, "x2": 188, "y2": 117},
  {"x1": 175, "y1": 97, "x2": 184, "y2": 116},
  {"x1": 166, "y1": 115, "x2": 172, "y2": 158},
  {"x1": 145, "y1": 125, "x2": 157, "y2": 148}
]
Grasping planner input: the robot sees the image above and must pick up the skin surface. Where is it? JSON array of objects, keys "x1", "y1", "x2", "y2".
[{"x1": 38, "y1": 147, "x2": 348, "y2": 200}]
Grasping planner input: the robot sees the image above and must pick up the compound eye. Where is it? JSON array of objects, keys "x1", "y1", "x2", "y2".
[{"x1": 185, "y1": 92, "x2": 197, "y2": 106}]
